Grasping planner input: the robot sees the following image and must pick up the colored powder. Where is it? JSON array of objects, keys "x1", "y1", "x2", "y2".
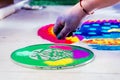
[
  {"x1": 73, "y1": 50, "x2": 89, "y2": 59},
  {"x1": 74, "y1": 20, "x2": 120, "y2": 39},
  {"x1": 108, "y1": 28, "x2": 120, "y2": 32},
  {"x1": 66, "y1": 36, "x2": 80, "y2": 42},
  {"x1": 73, "y1": 35, "x2": 84, "y2": 41},
  {"x1": 83, "y1": 39, "x2": 120, "y2": 45},
  {"x1": 44, "y1": 58, "x2": 74, "y2": 66},
  {"x1": 38, "y1": 24, "x2": 67, "y2": 43},
  {"x1": 89, "y1": 45, "x2": 120, "y2": 50},
  {"x1": 37, "y1": 24, "x2": 83, "y2": 44},
  {"x1": 50, "y1": 45, "x2": 72, "y2": 50}
]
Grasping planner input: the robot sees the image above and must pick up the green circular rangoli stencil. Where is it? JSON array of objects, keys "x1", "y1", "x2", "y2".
[{"x1": 11, "y1": 44, "x2": 94, "y2": 69}]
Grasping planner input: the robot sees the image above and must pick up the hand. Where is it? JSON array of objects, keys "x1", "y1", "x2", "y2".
[{"x1": 53, "y1": 3, "x2": 86, "y2": 39}]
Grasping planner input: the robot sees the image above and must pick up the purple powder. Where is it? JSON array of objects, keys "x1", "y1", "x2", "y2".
[
  {"x1": 73, "y1": 50, "x2": 89, "y2": 59},
  {"x1": 75, "y1": 35, "x2": 84, "y2": 40}
]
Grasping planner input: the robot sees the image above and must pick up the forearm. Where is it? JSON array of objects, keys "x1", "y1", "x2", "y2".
[{"x1": 81, "y1": 0, "x2": 120, "y2": 13}]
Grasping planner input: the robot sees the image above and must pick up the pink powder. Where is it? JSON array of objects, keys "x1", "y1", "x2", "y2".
[{"x1": 50, "y1": 45, "x2": 72, "y2": 50}]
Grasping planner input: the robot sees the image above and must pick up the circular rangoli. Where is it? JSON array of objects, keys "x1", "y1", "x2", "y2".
[
  {"x1": 37, "y1": 24, "x2": 84, "y2": 44},
  {"x1": 11, "y1": 44, "x2": 94, "y2": 69}
]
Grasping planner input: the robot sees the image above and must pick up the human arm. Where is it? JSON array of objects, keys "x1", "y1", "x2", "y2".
[{"x1": 53, "y1": 0, "x2": 120, "y2": 39}]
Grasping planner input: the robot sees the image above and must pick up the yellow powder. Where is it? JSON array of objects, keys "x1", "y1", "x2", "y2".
[{"x1": 44, "y1": 58, "x2": 74, "y2": 66}]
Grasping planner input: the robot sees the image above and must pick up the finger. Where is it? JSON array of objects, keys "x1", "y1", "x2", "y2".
[
  {"x1": 53, "y1": 17, "x2": 65, "y2": 36},
  {"x1": 66, "y1": 30, "x2": 76, "y2": 37},
  {"x1": 54, "y1": 24, "x2": 64, "y2": 36},
  {"x1": 66, "y1": 32, "x2": 73, "y2": 37},
  {"x1": 57, "y1": 24, "x2": 71, "y2": 39}
]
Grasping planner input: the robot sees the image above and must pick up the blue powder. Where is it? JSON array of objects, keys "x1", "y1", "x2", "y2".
[
  {"x1": 89, "y1": 45, "x2": 120, "y2": 50},
  {"x1": 74, "y1": 20, "x2": 120, "y2": 39}
]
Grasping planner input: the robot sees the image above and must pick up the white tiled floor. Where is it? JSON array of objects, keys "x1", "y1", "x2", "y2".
[{"x1": 0, "y1": 3, "x2": 120, "y2": 80}]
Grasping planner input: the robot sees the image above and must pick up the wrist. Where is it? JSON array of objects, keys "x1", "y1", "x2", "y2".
[
  {"x1": 80, "y1": 0, "x2": 98, "y2": 15},
  {"x1": 66, "y1": 3, "x2": 87, "y2": 18},
  {"x1": 80, "y1": 0, "x2": 94, "y2": 15}
]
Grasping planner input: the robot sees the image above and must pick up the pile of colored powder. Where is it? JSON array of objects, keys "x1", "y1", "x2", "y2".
[{"x1": 37, "y1": 24, "x2": 83, "y2": 44}]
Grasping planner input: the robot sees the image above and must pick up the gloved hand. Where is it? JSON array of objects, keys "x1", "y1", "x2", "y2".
[
  {"x1": 53, "y1": 3, "x2": 86, "y2": 39},
  {"x1": 54, "y1": 0, "x2": 120, "y2": 39}
]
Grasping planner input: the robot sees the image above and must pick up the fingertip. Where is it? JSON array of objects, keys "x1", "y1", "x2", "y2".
[
  {"x1": 57, "y1": 27, "x2": 70, "y2": 40},
  {"x1": 57, "y1": 34, "x2": 62, "y2": 39}
]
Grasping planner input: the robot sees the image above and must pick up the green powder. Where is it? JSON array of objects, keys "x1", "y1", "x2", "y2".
[{"x1": 29, "y1": 0, "x2": 79, "y2": 6}]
